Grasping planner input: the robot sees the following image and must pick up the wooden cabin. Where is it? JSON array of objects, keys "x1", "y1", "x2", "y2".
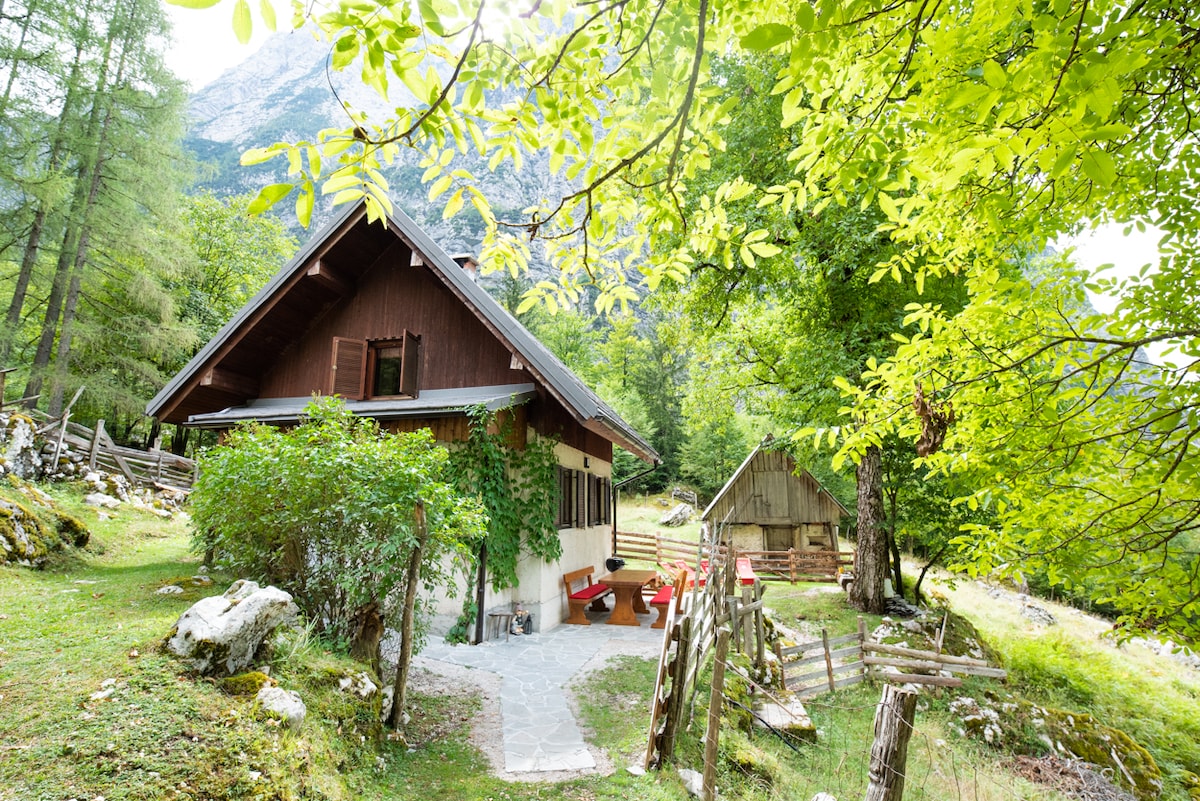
[
  {"x1": 701, "y1": 437, "x2": 846, "y2": 554},
  {"x1": 146, "y1": 201, "x2": 659, "y2": 634}
]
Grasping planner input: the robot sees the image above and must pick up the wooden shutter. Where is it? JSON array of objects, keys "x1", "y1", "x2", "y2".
[
  {"x1": 330, "y1": 337, "x2": 367, "y2": 400},
  {"x1": 557, "y1": 466, "x2": 571, "y2": 528},
  {"x1": 399, "y1": 330, "x2": 420, "y2": 398},
  {"x1": 575, "y1": 470, "x2": 586, "y2": 528}
]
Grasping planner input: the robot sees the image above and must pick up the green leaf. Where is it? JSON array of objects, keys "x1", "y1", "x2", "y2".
[
  {"x1": 1081, "y1": 149, "x2": 1117, "y2": 187},
  {"x1": 740, "y1": 23, "x2": 794, "y2": 51},
  {"x1": 795, "y1": 3, "x2": 816, "y2": 31},
  {"x1": 295, "y1": 184, "x2": 314, "y2": 227},
  {"x1": 259, "y1": 0, "x2": 276, "y2": 30},
  {"x1": 232, "y1": 0, "x2": 252, "y2": 44},
  {"x1": 240, "y1": 146, "x2": 279, "y2": 166},
  {"x1": 247, "y1": 183, "x2": 293, "y2": 215},
  {"x1": 164, "y1": 0, "x2": 221, "y2": 7},
  {"x1": 981, "y1": 60, "x2": 1006, "y2": 88},
  {"x1": 443, "y1": 188, "x2": 465, "y2": 219}
]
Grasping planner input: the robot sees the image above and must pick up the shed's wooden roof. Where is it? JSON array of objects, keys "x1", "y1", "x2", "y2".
[{"x1": 700, "y1": 436, "x2": 849, "y2": 524}]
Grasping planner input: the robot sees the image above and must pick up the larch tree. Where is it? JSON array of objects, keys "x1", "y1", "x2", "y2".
[{"x1": 188, "y1": 0, "x2": 1200, "y2": 638}]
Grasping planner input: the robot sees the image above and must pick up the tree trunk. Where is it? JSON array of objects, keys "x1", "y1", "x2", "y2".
[
  {"x1": 473, "y1": 540, "x2": 487, "y2": 645},
  {"x1": 22, "y1": 16, "x2": 117, "y2": 406},
  {"x1": 0, "y1": 4, "x2": 94, "y2": 364},
  {"x1": 388, "y1": 503, "x2": 428, "y2": 730},
  {"x1": 850, "y1": 444, "x2": 887, "y2": 614},
  {"x1": 864, "y1": 684, "x2": 918, "y2": 801},
  {"x1": 912, "y1": 544, "x2": 950, "y2": 605}
]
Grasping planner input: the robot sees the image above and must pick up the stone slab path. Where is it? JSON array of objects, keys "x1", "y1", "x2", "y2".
[{"x1": 419, "y1": 618, "x2": 663, "y2": 773}]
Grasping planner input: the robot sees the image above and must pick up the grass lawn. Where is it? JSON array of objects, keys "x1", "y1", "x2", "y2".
[{"x1": 4, "y1": 486, "x2": 1195, "y2": 800}]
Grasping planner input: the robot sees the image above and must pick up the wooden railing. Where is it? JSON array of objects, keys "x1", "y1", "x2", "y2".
[
  {"x1": 615, "y1": 529, "x2": 852, "y2": 583},
  {"x1": 778, "y1": 617, "x2": 1007, "y2": 698},
  {"x1": 737, "y1": 549, "x2": 855, "y2": 583},
  {"x1": 614, "y1": 529, "x2": 705, "y2": 565},
  {"x1": 33, "y1": 411, "x2": 196, "y2": 491}
]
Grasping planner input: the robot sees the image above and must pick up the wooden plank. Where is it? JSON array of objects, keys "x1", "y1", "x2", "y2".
[
  {"x1": 785, "y1": 644, "x2": 863, "y2": 668},
  {"x1": 879, "y1": 673, "x2": 963, "y2": 688},
  {"x1": 863, "y1": 641, "x2": 992, "y2": 667},
  {"x1": 797, "y1": 672, "x2": 866, "y2": 696},
  {"x1": 862, "y1": 655, "x2": 1006, "y2": 679}
]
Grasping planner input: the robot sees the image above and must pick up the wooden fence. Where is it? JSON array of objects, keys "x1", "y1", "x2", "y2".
[
  {"x1": 778, "y1": 617, "x2": 1007, "y2": 697},
  {"x1": 644, "y1": 543, "x2": 772, "y2": 770},
  {"x1": 33, "y1": 411, "x2": 196, "y2": 491},
  {"x1": 615, "y1": 529, "x2": 850, "y2": 584},
  {"x1": 738, "y1": 548, "x2": 855, "y2": 583},
  {"x1": 614, "y1": 529, "x2": 705, "y2": 566}
]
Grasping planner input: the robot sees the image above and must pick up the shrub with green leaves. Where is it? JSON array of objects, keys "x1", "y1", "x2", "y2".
[{"x1": 190, "y1": 397, "x2": 486, "y2": 653}]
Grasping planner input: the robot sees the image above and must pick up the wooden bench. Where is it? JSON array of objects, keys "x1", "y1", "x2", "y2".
[
  {"x1": 563, "y1": 567, "x2": 611, "y2": 625},
  {"x1": 650, "y1": 570, "x2": 688, "y2": 629}
]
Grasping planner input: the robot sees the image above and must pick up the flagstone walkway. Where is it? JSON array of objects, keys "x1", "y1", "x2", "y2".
[{"x1": 418, "y1": 617, "x2": 664, "y2": 773}]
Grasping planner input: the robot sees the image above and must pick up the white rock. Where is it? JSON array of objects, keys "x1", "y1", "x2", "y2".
[
  {"x1": 812, "y1": 794, "x2": 838, "y2": 801},
  {"x1": 165, "y1": 580, "x2": 299, "y2": 675},
  {"x1": 678, "y1": 768, "x2": 705, "y2": 798},
  {"x1": 256, "y1": 686, "x2": 306, "y2": 730},
  {"x1": 84, "y1": 493, "x2": 121, "y2": 509},
  {"x1": 156, "y1": 585, "x2": 185, "y2": 595},
  {"x1": 338, "y1": 671, "x2": 378, "y2": 699}
]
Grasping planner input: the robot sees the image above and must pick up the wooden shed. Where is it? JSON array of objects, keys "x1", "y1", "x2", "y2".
[{"x1": 701, "y1": 436, "x2": 847, "y2": 554}]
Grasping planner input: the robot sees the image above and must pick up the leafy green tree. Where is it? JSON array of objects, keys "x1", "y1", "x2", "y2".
[
  {"x1": 679, "y1": 414, "x2": 752, "y2": 501},
  {"x1": 191, "y1": 0, "x2": 1200, "y2": 637},
  {"x1": 175, "y1": 192, "x2": 298, "y2": 345},
  {"x1": 0, "y1": 0, "x2": 194, "y2": 439},
  {"x1": 191, "y1": 398, "x2": 486, "y2": 704}
]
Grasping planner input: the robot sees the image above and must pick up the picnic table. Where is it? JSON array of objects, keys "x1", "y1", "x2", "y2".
[{"x1": 601, "y1": 568, "x2": 658, "y2": 626}]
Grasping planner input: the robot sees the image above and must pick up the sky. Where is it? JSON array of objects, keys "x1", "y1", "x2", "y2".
[
  {"x1": 162, "y1": 0, "x2": 277, "y2": 91},
  {"x1": 159, "y1": 0, "x2": 1166, "y2": 323}
]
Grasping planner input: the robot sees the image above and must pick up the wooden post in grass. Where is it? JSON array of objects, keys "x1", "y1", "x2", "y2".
[
  {"x1": 702, "y1": 629, "x2": 730, "y2": 801},
  {"x1": 864, "y1": 684, "x2": 918, "y2": 801},
  {"x1": 388, "y1": 502, "x2": 427, "y2": 730}
]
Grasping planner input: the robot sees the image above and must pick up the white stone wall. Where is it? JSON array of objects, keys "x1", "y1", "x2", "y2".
[{"x1": 423, "y1": 437, "x2": 614, "y2": 639}]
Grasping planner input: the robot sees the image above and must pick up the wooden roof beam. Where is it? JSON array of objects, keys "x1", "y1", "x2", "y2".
[
  {"x1": 200, "y1": 367, "x2": 259, "y2": 398},
  {"x1": 304, "y1": 259, "x2": 351, "y2": 295}
]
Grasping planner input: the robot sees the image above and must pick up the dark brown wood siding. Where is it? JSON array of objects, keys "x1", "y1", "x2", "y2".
[
  {"x1": 530, "y1": 393, "x2": 613, "y2": 463},
  {"x1": 258, "y1": 245, "x2": 529, "y2": 398}
]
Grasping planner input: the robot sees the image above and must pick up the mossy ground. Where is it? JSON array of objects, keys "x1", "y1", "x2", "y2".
[{"x1": 1, "y1": 490, "x2": 1194, "y2": 800}]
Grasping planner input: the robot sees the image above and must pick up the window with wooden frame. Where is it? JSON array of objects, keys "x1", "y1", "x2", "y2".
[
  {"x1": 556, "y1": 466, "x2": 574, "y2": 529},
  {"x1": 328, "y1": 332, "x2": 420, "y2": 401}
]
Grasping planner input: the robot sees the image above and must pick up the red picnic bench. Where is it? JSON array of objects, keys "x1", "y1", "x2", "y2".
[
  {"x1": 563, "y1": 566, "x2": 611, "y2": 625},
  {"x1": 668, "y1": 557, "x2": 758, "y2": 588}
]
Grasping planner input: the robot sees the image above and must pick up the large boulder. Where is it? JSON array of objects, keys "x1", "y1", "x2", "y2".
[
  {"x1": 659, "y1": 502, "x2": 693, "y2": 527},
  {"x1": 166, "y1": 579, "x2": 299, "y2": 676}
]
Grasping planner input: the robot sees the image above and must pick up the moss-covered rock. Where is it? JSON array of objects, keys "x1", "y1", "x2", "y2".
[
  {"x1": 54, "y1": 510, "x2": 89, "y2": 547},
  {"x1": 222, "y1": 671, "x2": 274, "y2": 696},
  {"x1": 949, "y1": 693, "x2": 1162, "y2": 801},
  {"x1": 0, "y1": 497, "x2": 55, "y2": 566},
  {"x1": 1180, "y1": 769, "x2": 1200, "y2": 801},
  {"x1": 720, "y1": 728, "x2": 779, "y2": 790},
  {"x1": 722, "y1": 653, "x2": 756, "y2": 734}
]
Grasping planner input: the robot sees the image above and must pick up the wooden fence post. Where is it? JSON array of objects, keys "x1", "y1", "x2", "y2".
[
  {"x1": 754, "y1": 582, "x2": 765, "y2": 668},
  {"x1": 859, "y1": 616, "x2": 870, "y2": 681},
  {"x1": 788, "y1": 547, "x2": 797, "y2": 583},
  {"x1": 865, "y1": 684, "x2": 918, "y2": 801},
  {"x1": 89, "y1": 419, "x2": 104, "y2": 470},
  {"x1": 821, "y1": 628, "x2": 835, "y2": 693},
  {"x1": 702, "y1": 629, "x2": 731, "y2": 801}
]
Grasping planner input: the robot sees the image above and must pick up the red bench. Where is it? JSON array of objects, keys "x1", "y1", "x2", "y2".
[
  {"x1": 650, "y1": 570, "x2": 688, "y2": 629},
  {"x1": 563, "y1": 566, "x2": 611, "y2": 625}
]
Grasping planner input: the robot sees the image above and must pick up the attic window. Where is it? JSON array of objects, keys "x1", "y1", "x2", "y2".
[{"x1": 329, "y1": 332, "x2": 420, "y2": 400}]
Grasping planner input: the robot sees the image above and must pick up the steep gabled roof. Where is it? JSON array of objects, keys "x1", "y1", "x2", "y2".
[
  {"x1": 147, "y1": 201, "x2": 659, "y2": 464},
  {"x1": 700, "y1": 435, "x2": 849, "y2": 522}
]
